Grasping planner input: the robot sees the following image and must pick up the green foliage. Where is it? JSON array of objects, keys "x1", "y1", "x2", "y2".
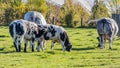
[
  {"x1": 1, "y1": 26, "x2": 120, "y2": 68},
  {"x1": 108, "y1": 0, "x2": 120, "y2": 14},
  {"x1": 65, "y1": 11, "x2": 73, "y2": 27},
  {"x1": 27, "y1": 0, "x2": 48, "y2": 16},
  {"x1": 59, "y1": 0, "x2": 90, "y2": 27},
  {"x1": 91, "y1": 1, "x2": 110, "y2": 19},
  {"x1": 4, "y1": 0, "x2": 27, "y2": 24},
  {"x1": 0, "y1": 0, "x2": 48, "y2": 25}
]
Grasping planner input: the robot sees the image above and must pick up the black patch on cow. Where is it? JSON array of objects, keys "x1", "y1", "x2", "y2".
[
  {"x1": 51, "y1": 29, "x2": 56, "y2": 37},
  {"x1": 64, "y1": 32, "x2": 69, "y2": 47},
  {"x1": 15, "y1": 23, "x2": 24, "y2": 36},
  {"x1": 35, "y1": 29, "x2": 45, "y2": 38},
  {"x1": 18, "y1": 40, "x2": 20, "y2": 43},
  {"x1": 60, "y1": 32, "x2": 65, "y2": 42},
  {"x1": 9, "y1": 24, "x2": 14, "y2": 37},
  {"x1": 27, "y1": 30, "x2": 30, "y2": 34},
  {"x1": 48, "y1": 25, "x2": 56, "y2": 37},
  {"x1": 44, "y1": 32, "x2": 49, "y2": 40},
  {"x1": 34, "y1": 25, "x2": 46, "y2": 38},
  {"x1": 60, "y1": 32, "x2": 69, "y2": 47}
]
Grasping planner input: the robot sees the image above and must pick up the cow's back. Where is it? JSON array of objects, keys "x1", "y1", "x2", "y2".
[
  {"x1": 96, "y1": 18, "x2": 116, "y2": 35},
  {"x1": 9, "y1": 20, "x2": 26, "y2": 38},
  {"x1": 24, "y1": 11, "x2": 47, "y2": 25}
]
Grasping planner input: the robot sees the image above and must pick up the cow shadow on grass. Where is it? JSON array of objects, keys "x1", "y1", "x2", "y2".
[
  {"x1": 0, "y1": 51, "x2": 15, "y2": 54},
  {"x1": 54, "y1": 47, "x2": 95, "y2": 51},
  {"x1": 0, "y1": 48, "x2": 4, "y2": 51},
  {"x1": 72, "y1": 47, "x2": 95, "y2": 51},
  {"x1": 0, "y1": 35, "x2": 9, "y2": 38},
  {"x1": 46, "y1": 51, "x2": 55, "y2": 55},
  {"x1": 0, "y1": 47, "x2": 17, "y2": 54}
]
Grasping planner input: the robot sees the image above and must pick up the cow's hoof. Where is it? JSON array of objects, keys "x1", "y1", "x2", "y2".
[
  {"x1": 37, "y1": 50, "x2": 40, "y2": 52},
  {"x1": 99, "y1": 47, "x2": 104, "y2": 49}
]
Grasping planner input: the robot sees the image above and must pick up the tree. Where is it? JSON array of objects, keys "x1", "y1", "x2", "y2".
[
  {"x1": 91, "y1": 0, "x2": 110, "y2": 19},
  {"x1": 60, "y1": 0, "x2": 90, "y2": 27},
  {"x1": 26, "y1": 0, "x2": 48, "y2": 16},
  {"x1": 108, "y1": 0, "x2": 120, "y2": 14},
  {"x1": 4, "y1": 0, "x2": 27, "y2": 24}
]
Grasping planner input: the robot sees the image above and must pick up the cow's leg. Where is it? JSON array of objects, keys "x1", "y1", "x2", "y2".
[
  {"x1": 97, "y1": 37, "x2": 100, "y2": 47},
  {"x1": 14, "y1": 37, "x2": 19, "y2": 52},
  {"x1": 51, "y1": 41, "x2": 55, "y2": 50},
  {"x1": 31, "y1": 38, "x2": 35, "y2": 52},
  {"x1": 13, "y1": 42, "x2": 18, "y2": 52},
  {"x1": 43, "y1": 39, "x2": 46, "y2": 49},
  {"x1": 24, "y1": 39, "x2": 28, "y2": 52},
  {"x1": 37, "y1": 40, "x2": 41, "y2": 52},
  {"x1": 18, "y1": 36, "x2": 23, "y2": 52},
  {"x1": 99, "y1": 34, "x2": 104, "y2": 49},
  {"x1": 60, "y1": 41, "x2": 65, "y2": 52},
  {"x1": 109, "y1": 37, "x2": 113, "y2": 49}
]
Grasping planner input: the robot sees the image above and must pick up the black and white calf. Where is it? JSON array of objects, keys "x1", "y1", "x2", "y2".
[
  {"x1": 96, "y1": 18, "x2": 119, "y2": 49},
  {"x1": 44, "y1": 24, "x2": 72, "y2": 52},
  {"x1": 9, "y1": 19, "x2": 45, "y2": 52},
  {"x1": 24, "y1": 11, "x2": 47, "y2": 25}
]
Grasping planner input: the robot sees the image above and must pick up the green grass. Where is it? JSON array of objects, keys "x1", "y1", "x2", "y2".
[{"x1": 0, "y1": 26, "x2": 120, "y2": 68}]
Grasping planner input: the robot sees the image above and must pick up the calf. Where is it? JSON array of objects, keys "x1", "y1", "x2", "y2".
[
  {"x1": 44, "y1": 24, "x2": 72, "y2": 52},
  {"x1": 9, "y1": 19, "x2": 45, "y2": 52},
  {"x1": 96, "y1": 18, "x2": 119, "y2": 49},
  {"x1": 24, "y1": 11, "x2": 47, "y2": 25}
]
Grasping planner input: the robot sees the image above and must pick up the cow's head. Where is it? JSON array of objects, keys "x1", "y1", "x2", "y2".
[
  {"x1": 44, "y1": 25, "x2": 56, "y2": 40},
  {"x1": 65, "y1": 43, "x2": 72, "y2": 52},
  {"x1": 60, "y1": 31, "x2": 72, "y2": 52},
  {"x1": 34, "y1": 24, "x2": 47, "y2": 38}
]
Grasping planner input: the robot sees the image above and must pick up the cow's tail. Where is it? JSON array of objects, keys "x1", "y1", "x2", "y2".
[{"x1": 9, "y1": 24, "x2": 14, "y2": 38}]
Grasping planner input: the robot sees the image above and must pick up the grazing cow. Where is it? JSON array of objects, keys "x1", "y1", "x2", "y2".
[
  {"x1": 9, "y1": 19, "x2": 45, "y2": 52},
  {"x1": 96, "y1": 18, "x2": 119, "y2": 49},
  {"x1": 44, "y1": 24, "x2": 72, "y2": 52},
  {"x1": 24, "y1": 11, "x2": 47, "y2": 25}
]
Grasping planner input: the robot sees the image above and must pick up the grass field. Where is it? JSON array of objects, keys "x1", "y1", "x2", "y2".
[{"x1": 0, "y1": 26, "x2": 120, "y2": 68}]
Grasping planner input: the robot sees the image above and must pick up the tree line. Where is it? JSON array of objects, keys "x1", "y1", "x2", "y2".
[{"x1": 0, "y1": 0, "x2": 119, "y2": 27}]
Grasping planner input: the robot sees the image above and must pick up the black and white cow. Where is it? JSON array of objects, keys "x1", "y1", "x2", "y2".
[
  {"x1": 44, "y1": 24, "x2": 72, "y2": 52},
  {"x1": 24, "y1": 11, "x2": 47, "y2": 25},
  {"x1": 9, "y1": 19, "x2": 45, "y2": 52},
  {"x1": 24, "y1": 11, "x2": 47, "y2": 51},
  {"x1": 96, "y1": 18, "x2": 119, "y2": 49}
]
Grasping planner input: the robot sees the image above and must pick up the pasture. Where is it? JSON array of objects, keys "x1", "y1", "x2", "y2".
[{"x1": 0, "y1": 26, "x2": 120, "y2": 68}]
